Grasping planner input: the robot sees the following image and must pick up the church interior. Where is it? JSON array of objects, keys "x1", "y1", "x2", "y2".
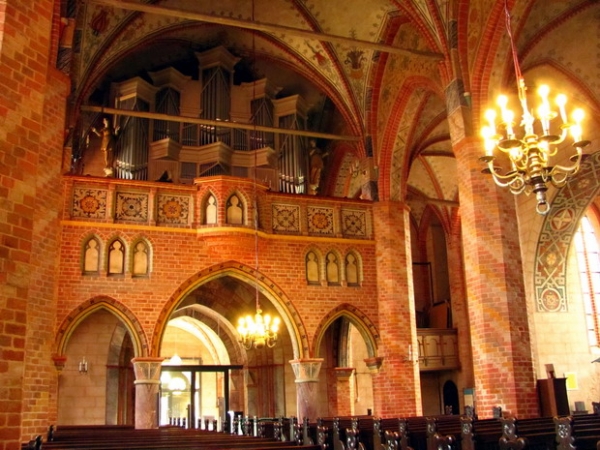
[{"x1": 1, "y1": 0, "x2": 600, "y2": 448}]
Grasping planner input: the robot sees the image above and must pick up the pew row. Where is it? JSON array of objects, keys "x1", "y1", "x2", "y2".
[
  {"x1": 296, "y1": 412, "x2": 600, "y2": 450},
  {"x1": 26, "y1": 412, "x2": 600, "y2": 450},
  {"x1": 24, "y1": 424, "x2": 321, "y2": 450}
]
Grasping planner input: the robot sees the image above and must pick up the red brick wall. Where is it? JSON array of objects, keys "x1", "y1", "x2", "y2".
[
  {"x1": 56, "y1": 180, "x2": 380, "y2": 363},
  {"x1": 23, "y1": 66, "x2": 69, "y2": 434},
  {"x1": 0, "y1": 1, "x2": 66, "y2": 448},
  {"x1": 56, "y1": 225, "x2": 379, "y2": 353}
]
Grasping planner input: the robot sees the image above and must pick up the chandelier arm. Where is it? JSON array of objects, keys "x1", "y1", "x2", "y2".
[
  {"x1": 486, "y1": 161, "x2": 526, "y2": 189},
  {"x1": 508, "y1": 181, "x2": 527, "y2": 196},
  {"x1": 557, "y1": 127, "x2": 569, "y2": 143},
  {"x1": 513, "y1": 155, "x2": 528, "y2": 172}
]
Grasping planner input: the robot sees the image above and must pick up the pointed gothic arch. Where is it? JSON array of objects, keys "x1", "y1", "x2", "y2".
[
  {"x1": 55, "y1": 296, "x2": 148, "y2": 358},
  {"x1": 312, "y1": 303, "x2": 379, "y2": 359},
  {"x1": 150, "y1": 260, "x2": 308, "y2": 359}
]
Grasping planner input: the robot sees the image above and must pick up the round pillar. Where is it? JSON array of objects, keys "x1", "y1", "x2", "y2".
[
  {"x1": 132, "y1": 357, "x2": 164, "y2": 429},
  {"x1": 290, "y1": 358, "x2": 323, "y2": 421}
]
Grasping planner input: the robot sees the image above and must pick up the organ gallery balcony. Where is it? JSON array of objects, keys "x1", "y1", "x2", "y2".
[{"x1": 416, "y1": 328, "x2": 459, "y2": 371}]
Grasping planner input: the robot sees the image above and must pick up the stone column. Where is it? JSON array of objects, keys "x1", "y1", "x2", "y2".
[
  {"x1": 132, "y1": 357, "x2": 164, "y2": 429},
  {"x1": 290, "y1": 358, "x2": 323, "y2": 422},
  {"x1": 453, "y1": 136, "x2": 537, "y2": 418}
]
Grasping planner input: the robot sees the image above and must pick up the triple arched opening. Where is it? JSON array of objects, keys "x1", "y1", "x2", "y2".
[{"x1": 54, "y1": 261, "x2": 382, "y2": 422}]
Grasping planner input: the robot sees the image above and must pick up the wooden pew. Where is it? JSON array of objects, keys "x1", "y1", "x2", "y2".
[
  {"x1": 26, "y1": 425, "x2": 322, "y2": 450},
  {"x1": 425, "y1": 417, "x2": 455, "y2": 450},
  {"x1": 570, "y1": 412, "x2": 600, "y2": 449}
]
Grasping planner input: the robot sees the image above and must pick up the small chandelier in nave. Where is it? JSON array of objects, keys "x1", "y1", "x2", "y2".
[
  {"x1": 479, "y1": 1, "x2": 589, "y2": 215},
  {"x1": 237, "y1": 294, "x2": 280, "y2": 350}
]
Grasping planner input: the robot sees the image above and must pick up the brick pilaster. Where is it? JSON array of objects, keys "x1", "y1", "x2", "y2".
[
  {"x1": 371, "y1": 201, "x2": 420, "y2": 416},
  {"x1": 0, "y1": 1, "x2": 67, "y2": 448},
  {"x1": 446, "y1": 224, "x2": 475, "y2": 410},
  {"x1": 333, "y1": 367, "x2": 354, "y2": 416}
]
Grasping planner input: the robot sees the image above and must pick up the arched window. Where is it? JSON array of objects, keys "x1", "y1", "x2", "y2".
[
  {"x1": 108, "y1": 238, "x2": 126, "y2": 275},
  {"x1": 345, "y1": 251, "x2": 361, "y2": 286},
  {"x1": 326, "y1": 251, "x2": 340, "y2": 286},
  {"x1": 83, "y1": 236, "x2": 101, "y2": 275},
  {"x1": 132, "y1": 240, "x2": 151, "y2": 277},
  {"x1": 226, "y1": 194, "x2": 244, "y2": 225},
  {"x1": 575, "y1": 214, "x2": 600, "y2": 349},
  {"x1": 205, "y1": 194, "x2": 218, "y2": 225},
  {"x1": 306, "y1": 251, "x2": 320, "y2": 285}
]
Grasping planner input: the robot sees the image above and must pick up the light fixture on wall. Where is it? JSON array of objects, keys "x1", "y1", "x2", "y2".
[
  {"x1": 479, "y1": 1, "x2": 589, "y2": 215},
  {"x1": 237, "y1": 1, "x2": 281, "y2": 350},
  {"x1": 78, "y1": 357, "x2": 88, "y2": 374}
]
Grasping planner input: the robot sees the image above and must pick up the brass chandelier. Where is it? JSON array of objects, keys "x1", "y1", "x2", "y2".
[
  {"x1": 480, "y1": 2, "x2": 589, "y2": 215},
  {"x1": 237, "y1": 296, "x2": 280, "y2": 350}
]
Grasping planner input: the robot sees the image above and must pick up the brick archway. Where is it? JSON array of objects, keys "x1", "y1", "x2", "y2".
[
  {"x1": 150, "y1": 260, "x2": 308, "y2": 359},
  {"x1": 312, "y1": 303, "x2": 379, "y2": 359}
]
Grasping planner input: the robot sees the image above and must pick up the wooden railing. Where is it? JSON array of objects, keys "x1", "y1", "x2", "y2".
[{"x1": 417, "y1": 328, "x2": 459, "y2": 371}]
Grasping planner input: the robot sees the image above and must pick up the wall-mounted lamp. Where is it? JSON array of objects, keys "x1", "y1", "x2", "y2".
[
  {"x1": 78, "y1": 357, "x2": 88, "y2": 374},
  {"x1": 404, "y1": 345, "x2": 419, "y2": 364}
]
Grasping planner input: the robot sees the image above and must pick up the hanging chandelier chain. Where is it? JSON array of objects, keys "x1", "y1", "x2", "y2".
[
  {"x1": 236, "y1": 0, "x2": 281, "y2": 350},
  {"x1": 504, "y1": 1, "x2": 522, "y2": 83}
]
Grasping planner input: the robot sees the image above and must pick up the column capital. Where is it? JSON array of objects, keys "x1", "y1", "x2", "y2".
[
  {"x1": 132, "y1": 357, "x2": 164, "y2": 385},
  {"x1": 289, "y1": 358, "x2": 323, "y2": 383}
]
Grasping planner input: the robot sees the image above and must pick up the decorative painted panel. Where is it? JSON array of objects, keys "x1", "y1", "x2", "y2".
[
  {"x1": 307, "y1": 206, "x2": 334, "y2": 235},
  {"x1": 535, "y1": 152, "x2": 600, "y2": 312},
  {"x1": 272, "y1": 204, "x2": 300, "y2": 233},
  {"x1": 115, "y1": 192, "x2": 148, "y2": 222},
  {"x1": 72, "y1": 188, "x2": 108, "y2": 219},
  {"x1": 157, "y1": 194, "x2": 191, "y2": 226},
  {"x1": 341, "y1": 209, "x2": 367, "y2": 238}
]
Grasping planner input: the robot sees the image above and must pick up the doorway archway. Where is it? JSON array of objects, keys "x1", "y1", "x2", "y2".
[{"x1": 442, "y1": 380, "x2": 459, "y2": 415}]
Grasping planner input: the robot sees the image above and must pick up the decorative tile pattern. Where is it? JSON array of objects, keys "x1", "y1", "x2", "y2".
[
  {"x1": 115, "y1": 192, "x2": 148, "y2": 222},
  {"x1": 272, "y1": 204, "x2": 300, "y2": 233},
  {"x1": 157, "y1": 194, "x2": 190, "y2": 225},
  {"x1": 341, "y1": 209, "x2": 367, "y2": 238},
  {"x1": 72, "y1": 188, "x2": 108, "y2": 219},
  {"x1": 308, "y1": 207, "x2": 334, "y2": 235},
  {"x1": 535, "y1": 152, "x2": 600, "y2": 312}
]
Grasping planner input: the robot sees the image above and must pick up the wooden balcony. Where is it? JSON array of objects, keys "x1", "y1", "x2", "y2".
[{"x1": 417, "y1": 328, "x2": 459, "y2": 371}]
